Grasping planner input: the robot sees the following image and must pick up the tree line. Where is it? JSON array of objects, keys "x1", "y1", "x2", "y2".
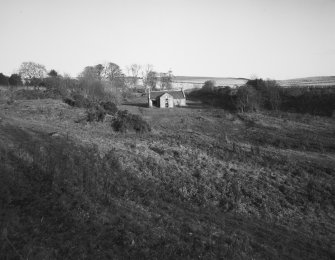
[
  {"x1": 189, "y1": 79, "x2": 335, "y2": 117},
  {"x1": 0, "y1": 61, "x2": 173, "y2": 90}
]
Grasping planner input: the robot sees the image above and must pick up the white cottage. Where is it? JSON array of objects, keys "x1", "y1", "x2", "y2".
[{"x1": 148, "y1": 89, "x2": 186, "y2": 108}]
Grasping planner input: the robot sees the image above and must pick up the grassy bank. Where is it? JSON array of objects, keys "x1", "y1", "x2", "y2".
[{"x1": 1, "y1": 96, "x2": 335, "y2": 259}]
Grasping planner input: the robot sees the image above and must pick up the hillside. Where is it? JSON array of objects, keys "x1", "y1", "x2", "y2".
[
  {"x1": 172, "y1": 76, "x2": 248, "y2": 89},
  {"x1": 1, "y1": 94, "x2": 335, "y2": 259},
  {"x1": 171, "y1": 75, "x2": 335, "y2": 89},
  {"x1": 278, "y1": 76, "x2": 335, "y2": 87}
]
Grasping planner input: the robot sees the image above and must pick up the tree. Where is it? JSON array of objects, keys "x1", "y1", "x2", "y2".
[
  {"x1": 127, "y1": 64, "x2": 141, "y2": 86},
  {"x1": 0, "y1": 73, "x2": 9, "y2": 86},
  {"x1": 264, "y1": 80, "x2": 281, "y2": 110},
  {"x1": 141, "y1": 64, "x2": 154, "y2": 88},
  {"x1": 246, "y1": 78, "x2": 281, "y2": 110},
  {"x1": 102, "y1": 62, "x2": 126, "y2": 90},
  {"x1": 8, "y1": 74, "x2": 23, "y2": 86},
  {"x1": 79, "y1": 66, "x2": 100, "y2": 81},
  {"x1": 94, "y1": 64, "x2": 104, "y2": 80},
  {"x1": 235, "y1": 85, "x2": 261, "y2": 113},
  {"x1": 160, "y1": 70, "x2": 173, "y2": 90},
  {"x1": 18, "y1": 62, "x2": 47, "y2": 87},
  {"x1": 48, "y1": 69, "x2": 58, "y2": 77},
  {"x1": 146, "y1": 71, "x2": 158, "y2": 90},
  {"x1": 102, "y1": 62, "x2": 124, "y2": 82},
  {"x1": 202, "y1": 80, "x2": 215, "y2": 93}
]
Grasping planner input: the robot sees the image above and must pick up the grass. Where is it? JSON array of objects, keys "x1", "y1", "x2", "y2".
[
  {"x1": 0, "y1": 92, "x2": 335, "y2": 259},
  {"x1": 279, "y1": 76, "x2": 335, "y2": 87}
]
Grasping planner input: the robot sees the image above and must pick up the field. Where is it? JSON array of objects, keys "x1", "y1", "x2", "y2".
[
  {"x1": 171, "y1": 75, "x2": 335, "y2": 90},
  {"x1": 278, "y1": 76, "x2": 335, "y2": 88},
  {"x1": 172, "y1": 76, "x2": 248, "y2": 90},
  {"x1": 1, "y1": 91, "x2": 335, "y2": 259}
]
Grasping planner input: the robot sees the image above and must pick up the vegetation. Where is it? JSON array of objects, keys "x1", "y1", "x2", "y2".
[
  {"x1": 1, "y1": 95, "x2": 334, "y2": 259},
  {"x1": 1, "y1": 62, "x2": 335, "y2": 258},
  {"x1": 18, "y1": 61, "x2": 47, "y2": 87},
  {"x1": 159, "y1": 70, "x2": 174, "y2": 90},
  {"x1": 281, "y1": 87, "x2": 335, "y2": 116},
  {"x1": 0, "y1": 73, "x2": 9, "y2": 86},
  {"x1": 189, "y1": 78, "x2": 335, "y2": 117},
  {"x1": 8, "y1": 74, "x2": 23, "y2": 86},
  {"x1": 112, "y1": 110, "x2": 151, "y2": 133}
]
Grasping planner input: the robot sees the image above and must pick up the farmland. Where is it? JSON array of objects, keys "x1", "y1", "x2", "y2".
[
  {"x1": 1, "y1": 90, "x2": 335, "y2": 259},
  {"x1": 172, "y1": 76, "x2": 248, "y2": 89},
  {"x1": 171, "y1": 75, "x2": 335, "y2": 90},
  {"x1": 278, "y1": 76, "x2": 335, "y2": 88}
]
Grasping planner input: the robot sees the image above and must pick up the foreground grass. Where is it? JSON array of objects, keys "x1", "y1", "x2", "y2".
[{"x1": 0, "y1": 97, "x2": 335, "y2": 259}]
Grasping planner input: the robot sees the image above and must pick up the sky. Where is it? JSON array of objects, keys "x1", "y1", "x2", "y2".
[{"x1": 0, "y1": 0, "x2": 334, "y2": 79}]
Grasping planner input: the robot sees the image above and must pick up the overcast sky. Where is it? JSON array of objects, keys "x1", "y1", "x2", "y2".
[{"x1": 1, "y1": 0, "x2": 334, "y2": 79}]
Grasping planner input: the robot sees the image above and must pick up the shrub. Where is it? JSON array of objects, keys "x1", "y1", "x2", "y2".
[
  {"x1": 281, "y1": 87, "x2": 335, "y2": 116},
  {"x1": 63, "y1": 92, "x2": 94, "y2": 108},
  {"x1": 235, "y1": 85, "x2": 261, "y2": 112},
  {"x1": 86, "y1": 104, "x2": 106, "y2": 122},
  {"x1": 112, "y1": 110, "x2": 151, "y2": 133},
  {"x1": 8, "y1": 73, "x2": 23, "y2": 86},
  {"x1": 202, "y1": 80, "x2": 216, "y2": 93},
  {"x1": 100, "y1": 101, "x2": 118, "y2": 115},
  {"x1": 63, "y1": 97, "x2": 76, "y2": 107}
]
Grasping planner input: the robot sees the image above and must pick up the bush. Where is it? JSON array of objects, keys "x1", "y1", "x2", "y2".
[
  {"x1": 112, "y1": 110, "x2": 151, "y2": 133},
  {"x1": 281, "y1": 87, "x2": 335, "y2": 116},
  {"x1": 246, "y1": 79, "x2": 281, "y2": 110},
  {"x1": 63, "y1": 92, "x2": 96, "y2": 109},
  {"x1": 100, "y1": 101, "x2": 118, "y2": 115},
  {"x1": 71, "y1": 92, "x2": 93, "y2": 108},
  {"x1": 63, "y1": 97, "x2": 76, "y2": 107},
  {"x1": 63, "y1": 92, "x2": 118, "y2": 123},
  {"x1": 86, "y1": 104, "x2": 106, "y2": 122},
  {"x1": 235, "y1": 85, "x2": 261, "y2": 112},
  {"x1": 202, "y1": 80, "x2": 215, "y2": 93}
]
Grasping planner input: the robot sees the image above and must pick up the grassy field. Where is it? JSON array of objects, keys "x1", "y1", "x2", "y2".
[
  {"x1": 172, "y1": 75, "x2": 335, "y2": 89},
  {"x1": 278, "y1": 76, "x2": 335, "y2": 87},
  {"x1": 172, "y1": 76, "x2": 248, "y2": 89},
  {"x1": 1, "y1": 92, "x2": 335, "y2": 259}
]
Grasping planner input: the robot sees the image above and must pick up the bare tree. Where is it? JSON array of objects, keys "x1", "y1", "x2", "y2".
[
  {"x1": 265, "y1": 80, "x2": 281, "y2": 110},
  {"x1": 126, "y1": 64, "x2": 141, "y2": 86},
  {"x1": 102, "y1": 62, "x2": 124, "y2": 82},
  {"x1": 160, "y1": 70, "x2": 173, "y2": 90},
  {"x1": 146, "y1": 71, "x2": 158, "y2": 90},
  {"x1": 236, "y1": 85, "x2": 261, "y2": 113},
  {"x1": 18, "y1": 61, "x2": 47, "y2": 87},
  {"x1": 101, "y1": 62, "x2": 126, "y2": 91},
  {"x1": 141, "y1": 64, "x2": 154, "y2": 89}
]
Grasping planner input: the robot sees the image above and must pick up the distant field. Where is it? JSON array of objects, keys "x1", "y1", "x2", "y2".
[
  {"x1": 172, "y1": 75, "x2": 335, "y2": 89},
  {"x1": 278, "y1": 76, "x2": 335, "y2": 87},
  {"x1": 172, "y1": 76, "x2": 248, "y2": 89}
]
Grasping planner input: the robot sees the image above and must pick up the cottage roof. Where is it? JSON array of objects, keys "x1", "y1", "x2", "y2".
[{"x1": 150, "y1": 90, "x2": 185, "y2": 100}]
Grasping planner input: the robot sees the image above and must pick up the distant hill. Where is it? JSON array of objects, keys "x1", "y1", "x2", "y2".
[
  {"x1": 156, "y1": 75, "x2": 335, "y2": 90},
  {"x1": 278, "y1": 76, "x2": 335, "y2": 87},
  {"x1": 172, "y1": 76, "x2": 249, "y2": 89}
]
